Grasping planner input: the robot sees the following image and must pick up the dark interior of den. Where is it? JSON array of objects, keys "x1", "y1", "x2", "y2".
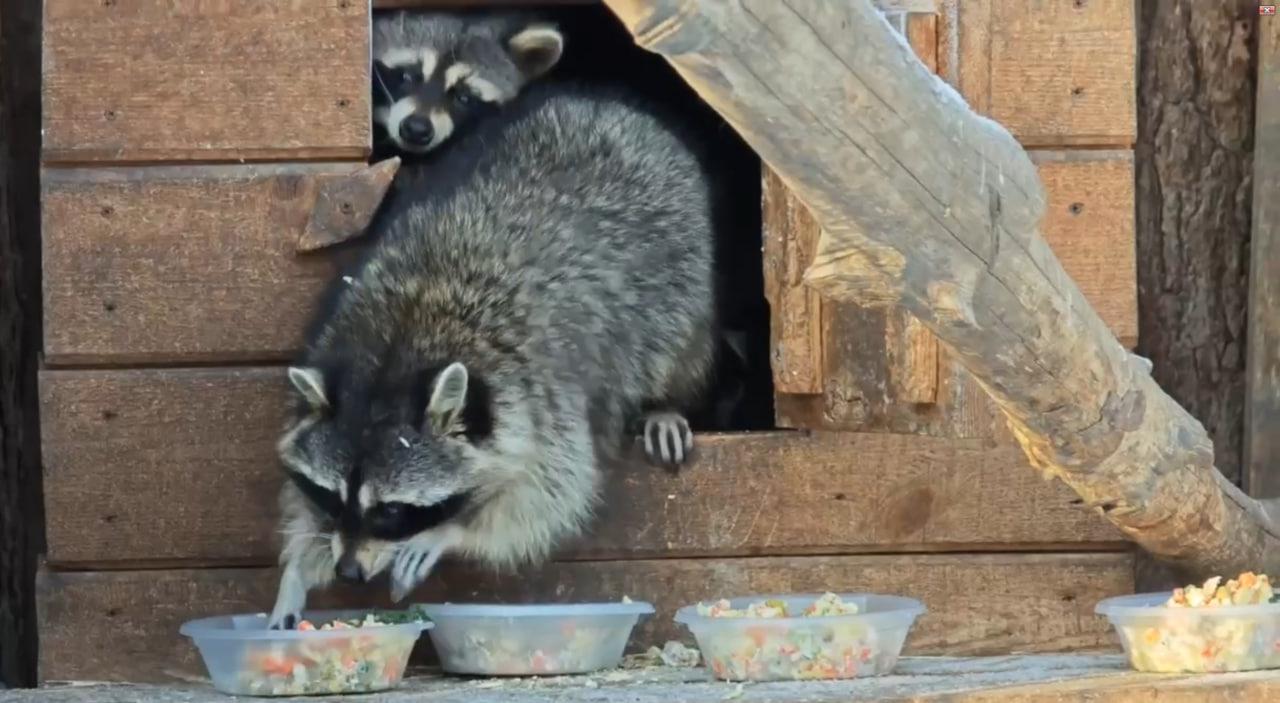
[{"x1": 368, "y1": 4, "x2": 775, "y2": 434}]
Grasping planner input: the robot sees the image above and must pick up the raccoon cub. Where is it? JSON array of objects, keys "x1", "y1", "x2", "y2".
[
  {"x1": 268, "y1": 84, "x2": 717, "y2": 629},
  {"x1": 371, "y1": 10, "x2": 563, "y2": 157}
]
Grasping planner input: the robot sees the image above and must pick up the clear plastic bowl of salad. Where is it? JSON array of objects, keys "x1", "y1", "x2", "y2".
[
  {"x1": 414, "y1": 600, "x2": 655, "y2": 676},
  {"x1": 1097, "y1": 583, "x2": 1280, "y2": 673},
  {"x1": 180, "y1": 609, "x2": 431, "y2": 696},
  {"x1": 674, "y1": 592, "x2": 925, "y2": 682}
]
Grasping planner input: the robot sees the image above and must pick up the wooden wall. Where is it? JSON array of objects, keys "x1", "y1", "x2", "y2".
[{"x1": 36, "y1": 0, "x2": 1139, "y2": 683}]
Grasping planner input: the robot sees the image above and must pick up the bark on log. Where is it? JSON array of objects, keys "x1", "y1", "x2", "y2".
[
  {"x1": 1136, "y1": 0, "x2": 1257, "y2": 490},
  {"x1": 600, "y1": 0, "x2": 1280, "y2": 577}
]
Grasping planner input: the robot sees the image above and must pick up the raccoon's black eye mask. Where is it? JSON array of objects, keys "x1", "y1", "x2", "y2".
[
  {"x1": 372, "y1": 60, "x2": 419, "y2": 103},
  {"x1": 287, "y1": 470, "x2": 344, "y2": 519},
  {"x1": 356, "y1": 492, "x2": 474, "y2": 541}
]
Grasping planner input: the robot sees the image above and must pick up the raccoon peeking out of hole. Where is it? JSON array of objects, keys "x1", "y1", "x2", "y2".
[
  {"x1": 266, "y1": 81, "x2": 719, "y2": 630},
  {"x1": 371, "y1": 11, "x2": 564, "y2": 155}
]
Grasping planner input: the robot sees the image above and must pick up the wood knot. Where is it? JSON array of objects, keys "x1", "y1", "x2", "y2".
[
  {"x1": 1072, "y1": 0, "x2": 1087, "y2": 8},
  {"x1": 103, "y1": 109, "x2": 118, "y2": 121},
  {"x1": 884, "y1": 484, "x2": 936, "y2": 539},
  {"x1": 336, "y1": 98, "x2": 351, "y2": 109},
  {"x1": 101, "y1": 409, "x2": 117, "y2": 421},
  {"x1": 102, "y1": 0, "x2": 116, "y2": 7},
  {"x1": 102, "y1": 300, "x2": 117, "y2": 312},
  {"x1": 1071, "y1": 87, "x2": 1085, "y2": 97},
  {"x1": 99, "y1": 205, "x2": 114, "y2": 217},
  {"x1": 1068, "y1": 202, "x2": 1085, "y2": 216},
  {"x1": 339, "y1": 201, "x2": 354, "y2": 215}
]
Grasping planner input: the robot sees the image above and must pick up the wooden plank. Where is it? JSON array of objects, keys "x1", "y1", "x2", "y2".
[
  {"x1": 38, "y1": 367, "x2": 1126, "y2": 566},
  {"x1": 42, "y1": 0, "x2": 369, "y2": 163},
  {"x1": 41, "y1": 164, "x2": 367, "y2": 366},
  {"x1": 53, "y1": 152, "x2": 1128, "y2": 368},
  {"x1": 14, "y1": 658, "x2": 1280, "y2": 703},
  {"x1": 762, "y1": 167, "x2": 825, "y2": 395},
  {"x1": 955, "y1": 0, "x2": 1136, "y2": 148},
  {"x1": 1246, "y1": 8, "x2": 1280, "y2": 499},
  {"x1": 1031, "y1": 151, "x2": 1137, "y2": 348},
  {"x1": 36, "y1": 553, "x2": 1133, "y2": 682}
]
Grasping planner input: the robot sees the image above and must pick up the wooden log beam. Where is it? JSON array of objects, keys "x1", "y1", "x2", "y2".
[{"x1": 599, "y1": 0, "x2": 1280, "y2": 576}]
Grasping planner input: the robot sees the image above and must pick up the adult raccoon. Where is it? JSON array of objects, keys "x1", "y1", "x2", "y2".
[{"x1": 268, "y1": 83, "x2": 717, "y2": 628}]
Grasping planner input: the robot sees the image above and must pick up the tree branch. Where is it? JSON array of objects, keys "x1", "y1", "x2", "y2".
[{"x1": 602, "y1": 0, "x2": 1280, "y2": 577}]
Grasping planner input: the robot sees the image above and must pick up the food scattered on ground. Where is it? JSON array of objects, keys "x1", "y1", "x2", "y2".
[
  {"x1": 237, "y1": 611, "x2": 426, "y2": 695},
  {"x1": 691, "y1": 593, "x2": 894, "y2": 681},
  {"x1": 1118, "y1": 572, "x2": 1280, "y2": 673},
  {"x1": 654, "y1": 641, "x2": 702, "y2": 668}
]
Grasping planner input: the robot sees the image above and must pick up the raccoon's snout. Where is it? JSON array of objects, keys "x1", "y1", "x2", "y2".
[
  {"x1": 335, "y1": 552, "x2": 366, "y2": 583},
  {"x1": 399, "y1": 115, "x2": 434, "y2": 147}
]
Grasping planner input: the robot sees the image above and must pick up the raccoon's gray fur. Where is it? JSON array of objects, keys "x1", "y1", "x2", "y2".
[
  {"x1": 268, "y1": 85, "x2": 717, "y2": 628},
  {"x1": 372, "y1": 10, "x2": 563, "y2": 155}
]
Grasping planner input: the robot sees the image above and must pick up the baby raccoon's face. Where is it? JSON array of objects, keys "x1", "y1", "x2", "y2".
[
  {"x1": 371, "y1": 13, "x2": 564, "y2": 154},
  {"x1": 277, "y1": 361, "x2": 493, "y2": 582}
]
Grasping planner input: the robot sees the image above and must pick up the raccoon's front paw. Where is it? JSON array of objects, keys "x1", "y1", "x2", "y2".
[
  {"x1": 642, "y1": 410, "x2": 694, "y2": 471},
  {"x1": 389, "y1": 536, "x2": 452, "y2": 603},
  {"x1": 268, "y1": 566, "x2": 307, "y2": 630}
]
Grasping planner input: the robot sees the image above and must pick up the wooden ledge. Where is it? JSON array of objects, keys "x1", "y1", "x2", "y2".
[{"x1": 8, "y1": 656, "x2": 1280, "y2": 702}]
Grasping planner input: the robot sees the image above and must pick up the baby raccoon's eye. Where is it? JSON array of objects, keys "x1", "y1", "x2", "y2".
[{"x1": 450, "y1": 85, "x2": 476, "y2": 107}]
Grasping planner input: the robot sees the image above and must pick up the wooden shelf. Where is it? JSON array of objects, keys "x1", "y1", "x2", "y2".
[{"x1": 9, "y1": 656, "x2": 1280, "y2": 702}]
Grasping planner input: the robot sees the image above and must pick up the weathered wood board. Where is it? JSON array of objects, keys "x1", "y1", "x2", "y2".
[
  {"x1": 1246, "y1": 7, "x2": 1280, "y2": 499},
  {"x1": 41, "y1": 164, "x2": 370, "y2": 366},
  {"x1": 954, "y1": 0, "x2": 1136, "y2": 147},
  {"x1": 39, "y1": 366, "x2": 1126, "y2": 566},
  {"x1": 14, "y1": 657, "x2": 1280, "y2": 703},
  {"x1": 764, "y1": 150, "x2": 1136, "y2": 435},
  {"x1": 42, "y1": 0, "x2": 370, "y2": 163},
  {"x1": 36, "y1": 553, "x2": 1132, "y2": 682},
  {"x1": 1033, "y1": 150, "x2": 1137, "y2": 347}
]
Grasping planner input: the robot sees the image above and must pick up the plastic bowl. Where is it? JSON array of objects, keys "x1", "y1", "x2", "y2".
[
  {"x1": 415, "y1": 601, "x2": 655, "y2": 675},
  {"x1": 674, "y1": 593, "x2": 925, "y2": 682},
  {"x1": 1096, "y1": 592, "x2": 1280, "y2": 673},
  {"x1": 179, "y1": 610, "x2": 431, "y2": 696}
]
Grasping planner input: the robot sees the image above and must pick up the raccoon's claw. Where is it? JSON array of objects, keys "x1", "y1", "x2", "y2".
[
  {"x1": 269, "y1": 612, "x2": 300, "y2": 631},
  {"x1": 389, "y1": 538, "x2": 451, "y2": 603},
  {"x1": 642, "y1": 411, "x2": 693, "y2": 471}
]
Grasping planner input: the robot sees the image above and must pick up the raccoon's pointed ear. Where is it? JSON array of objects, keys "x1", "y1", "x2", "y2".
[
  {"x1": 507, "y1": 24, "x2": 563, "y2": 79},
  {"x1": 287, "y1": 366, "x2": 329, "y2": 410},
  {"x1": 426, "y1": 362, "x2": 469, "y2": 434}
]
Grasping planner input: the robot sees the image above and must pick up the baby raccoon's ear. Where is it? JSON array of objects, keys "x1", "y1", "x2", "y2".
[
  {"x1": 287, "y1": 366, "x2": 329, "y2": 410},
  {"x1": 507, "y1": 23, "x2": 563, "y2": 79},
  {"x1": 426, "y1": 362, "x2": 469, "y2": 435}
]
